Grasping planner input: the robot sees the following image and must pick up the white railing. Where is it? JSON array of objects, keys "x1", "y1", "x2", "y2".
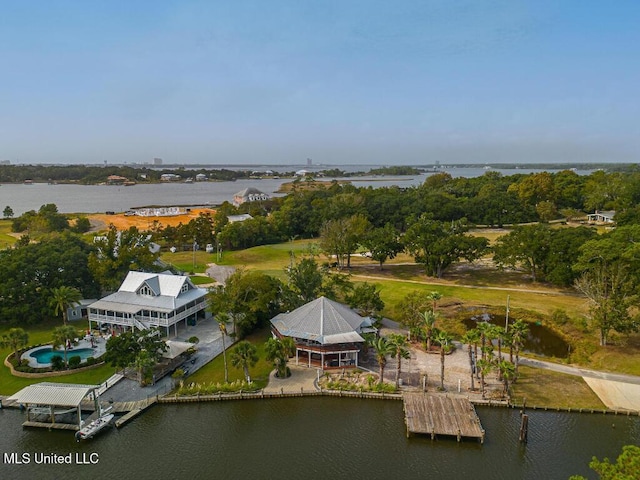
[
  {"x1": 132, "y1": 317, "x2": 149, "y2": 331},
  {"x1": 90, "y1": 301, "x2": 207, "y2": 329}
]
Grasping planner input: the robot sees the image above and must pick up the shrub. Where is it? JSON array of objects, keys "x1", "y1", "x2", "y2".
[
  {"x1": 188, "y1": 336, "x2": 199, "y2": 344},
  {"x1": 68, "y1": 355, "x2": 82, "y2": 368},
  {"x1": 51, "y1": 356, "x2": 65, "y2": 370},
  {"x1": 85, "y1": 357, "x2": 97, "y2": 366},
  {"x1": 552, "y1": 309, "x2": 569, "y2": 326}
]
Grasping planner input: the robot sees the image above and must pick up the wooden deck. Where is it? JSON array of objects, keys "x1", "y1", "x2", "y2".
[{"x1": 403, "y1": 393, "x2": 485, "y2": 442}]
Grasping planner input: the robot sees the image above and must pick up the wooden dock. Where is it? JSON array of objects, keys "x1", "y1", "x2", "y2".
[
  {"x1": 403, "y1": 393, "x2": 485, "y2": 442},
  {"x1": 22, "y1": 421, "x2": 79, "y2": 431},
  {"x1": 114, "y1": 398, "x2": 157, "y2": 428}
]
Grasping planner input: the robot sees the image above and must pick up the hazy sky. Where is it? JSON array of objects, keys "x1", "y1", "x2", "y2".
[{"x1": 1, "y1": 1, "x2": 639, "y2": 165}]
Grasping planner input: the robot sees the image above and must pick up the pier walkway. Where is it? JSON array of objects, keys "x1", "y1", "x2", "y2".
[{"x1": 403, "y1": 393, "x2": 485, "y2": 442}]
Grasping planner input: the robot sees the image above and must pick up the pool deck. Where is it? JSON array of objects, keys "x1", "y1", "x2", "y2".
[{"x1": 21, "y1": 338, "x2": 107, "y2": 368}]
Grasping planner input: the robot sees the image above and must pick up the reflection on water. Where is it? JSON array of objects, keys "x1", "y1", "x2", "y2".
[
  {"x1": 464, "y1": 313, "x2": 570, "y2": 358},
  {"x1": 1, "y1": 398, "x2": 638, "y2": 480}
]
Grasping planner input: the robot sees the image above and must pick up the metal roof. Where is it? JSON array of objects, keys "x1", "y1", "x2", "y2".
[
  {"x1": 163, "y1": 340, "x2": 196, "y2": 360},
  {"x1": 7, "y1": 382, "x2": 99, "y2": 407},
  {"x1": 270, "y1": 297, "x2": 366, "y2": 345},
  {"x1": 119, "y1": 271, "x2": 192, "y2": 297},
  {"x1": 89, "y1": 271, "x2": 207, "y2": 314}
]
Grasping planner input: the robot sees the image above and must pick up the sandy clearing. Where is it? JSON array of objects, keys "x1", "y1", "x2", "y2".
[{"x1": 88, "y1": 208, "x2": 215, "y2": 231}]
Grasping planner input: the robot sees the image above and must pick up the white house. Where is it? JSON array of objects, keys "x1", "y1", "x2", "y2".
[
  {"x1": 227, "y1": 214, "x2": 253, "y2": 223},
  {"x1": 88, "y1": 271, "x2": 209, "y2": 337},
  {"x1": 232, "y1": 187, "x2": 270, "y2": 206},
  {"x1": 587, "y1": 210, "x2": 616, "y2": 224}
]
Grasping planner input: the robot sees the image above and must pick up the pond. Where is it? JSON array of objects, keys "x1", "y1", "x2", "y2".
[{"x1": 463, "y1": 313, "x2": 570, "y2": 358}]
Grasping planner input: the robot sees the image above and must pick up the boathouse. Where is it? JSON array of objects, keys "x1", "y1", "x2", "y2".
[
  {"x1": 7, "y1": 382, "x2": 100, "y2": 431},
  {"x1": 88, "y1": 271, "x2": 209, "y2": 337},
  {"x1": 270, "y1": 297, "x2": 376, "y2": 370}
]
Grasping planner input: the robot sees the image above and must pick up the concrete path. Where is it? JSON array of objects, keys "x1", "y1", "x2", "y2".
[
  {"x1": 263, "y1": 365, "x2": 319, "y2": 394},
  {"x1": 519, "y1": 356, "x2": 640, "y2": 411},
  {"x1": 101, "y1": 316, "x2": 236, "y2": 403},
  {"x1": 205, "y1": 263, "x2": 236, "y2": 285},
  {"x1": 520, "y1": 357, "x2": 640, "y2": 385},
  {"x1": 582, "y1": 378, "x2": 640, "y2": 411}
]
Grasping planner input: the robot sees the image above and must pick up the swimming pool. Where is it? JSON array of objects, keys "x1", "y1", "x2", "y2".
[{"x1": 28, "y1": 347, "x2": 96, "y2": 365}]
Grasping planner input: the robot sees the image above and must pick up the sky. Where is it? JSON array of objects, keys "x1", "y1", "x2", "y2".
[{"x1": 1, "y1": 1, "x2": 639, "y2": 166}]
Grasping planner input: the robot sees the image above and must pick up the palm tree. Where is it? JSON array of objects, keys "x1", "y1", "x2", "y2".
[
  {"x1": 388, "y1": 333, "x2": 410, "y2": 388},
  {"x1": 0, "y1": 328, "x2": 29, "y2": 361},
  {"x1": 477, "y1": 358, "x2": 493, "y2": 399},
  {"x1": 491, "y1": 325, "x2": 506, "y2": 380},
  {"x1": 51, "y1": 325, "x2": 78, "y2": 369},
  {"x1": 265, "y1": 337, "x2": 295, "y2": 378},
  {"x1": 476, "y1": 321, "x2": 493, "y2": 362},
  {"x1": 421, "y1": 310, "x2": 437, "y2": 352},
  {"x1": 510, "y1": 319, "x2": 529, "y2": 382},
  {"x1": 134, "y1": 349, "x2": 157, "y2": 385},
  {"x1": 434, "y1": 329, "x2": 453, "y2": 391},
  {"x1": 497, "y1": 359, "x2": 516, "y2": 399},
  {"x1": 461, "y1": 329, "x2": 480, "y2": 391},
  {"x1": 427, "y1": 291, "x2": 443, "y2": 312},
  {"x1": 216, "y1": 313, "x2": 231, "y2": 383},
  {"x1": 230, "y1": 340, "x2": 258, "y2": 383},
  {"x1": 49, "y1": 286, "x2": 82, "y2": 325},
  {"x1": 369, "y1": 336, "x2": 394, "y2": 385}
]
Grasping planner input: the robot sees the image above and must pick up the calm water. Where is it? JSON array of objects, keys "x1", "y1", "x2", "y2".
[
  {"x1": 1, "y1": 167, "x2": 594, "y2": 216},
  {"x1": 1, "y1": 398, "x2": 638, "y2": 480},
  {"x1": 464, "y1": 315, "x2": 570, "y2": 359}
]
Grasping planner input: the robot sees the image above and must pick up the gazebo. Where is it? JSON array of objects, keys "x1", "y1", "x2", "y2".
[
  {"x1": 270, "y1": 297, "x2": 375, "y2": 370},
  {"x1": 7, "y1": 382, "x2": 100, "y2": 430}
]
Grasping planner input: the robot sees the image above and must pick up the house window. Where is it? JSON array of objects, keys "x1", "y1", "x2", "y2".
[
  {"x1": 139, "y1": 285, "x2": 153, "y2": 296},
  {"x1": 181, "y1": 284, "x2": 189, "y2": 293}
]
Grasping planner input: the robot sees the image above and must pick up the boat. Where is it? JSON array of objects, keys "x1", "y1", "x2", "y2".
[{"x1": 75, "y1": 406, "x2": 114, "y2": 441}]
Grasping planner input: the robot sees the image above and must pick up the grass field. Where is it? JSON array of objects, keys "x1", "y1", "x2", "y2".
[
  {"x1": 0, "y1": 219, "x2": 17, "y2": 249},
  {"x1": 184, "y1": 327, "x2": 273, "y2": 389},
  {"x1": 510, "y1": 366, "x2": 606, "y2": 410},
  {"x1": 3, "y1": 234, "x2": 639, "y2": 408},
  {"x1": 0, "y1": 320, "x2": 113, "y2": 395}
]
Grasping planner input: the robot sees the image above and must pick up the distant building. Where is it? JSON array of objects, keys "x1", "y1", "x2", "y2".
[
  {"x1": 587, "y1": 210, "x2": 616, "y2": 224},
  {"x1": 195, "y1": 173, "x2": 208, "y2": 182},
  {"x1": 153, "y1": 157, "x2": 163, "y2": 166},
  {"x1": 232, "y1": 187, "x2": 270, "y2": 206},
  {"x1": 227, "y1": 214, "x2": 253, "y2": 223},
  {"x1": 160, "y1": 173, "x2": 182, "y2": 182}
]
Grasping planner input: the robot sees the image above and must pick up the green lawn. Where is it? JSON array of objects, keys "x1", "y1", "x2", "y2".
[
  {"x1": 160, "y1": 251, "x2": 212, "y2": 274},
  {"x1": 189, "y1": 275, "x2": 214, "y2": 286},
  {"x1": 216, "y1": 240, "x2": 319, "y2": 271},
  {"x1": 0, "y1": 219, "x2": 16, "y2": 249},
  {"x1": 0, "y1": 320, "x2": 114, "y2": 395},
  {"x1": 185, "y1": 327, "x2": 273, "y2": 389},
  {"x1": 510, "y1": 366, "x2": 606, "y2": 410}
]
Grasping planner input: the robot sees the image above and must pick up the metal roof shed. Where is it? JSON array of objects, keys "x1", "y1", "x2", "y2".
[{"x1": 8, "y1": 382, "x2": 99, "y2": 430}]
